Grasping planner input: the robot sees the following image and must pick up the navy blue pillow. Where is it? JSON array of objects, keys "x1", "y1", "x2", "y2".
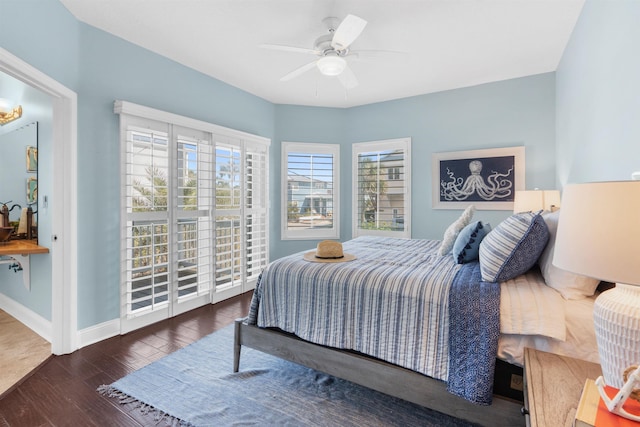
[
  {"x1": 479, "y1": 212, "x2": 550, "y2": 282},
  {"x1": 452, "y1": 221, "x2": 492, "y2": 264}
]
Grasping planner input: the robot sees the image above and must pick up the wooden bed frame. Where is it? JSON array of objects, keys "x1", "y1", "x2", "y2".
[{"x1": 234, "y1": 318, "x2": 525, "y2": 426}]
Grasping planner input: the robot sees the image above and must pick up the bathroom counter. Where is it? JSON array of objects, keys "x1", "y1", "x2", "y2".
[{"x1": 0, "y1": 240, "x2": 49, "y2": 256}]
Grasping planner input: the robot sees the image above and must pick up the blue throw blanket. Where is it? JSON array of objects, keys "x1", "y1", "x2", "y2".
[{"x1": 447, "y1": 261, "x2": 500, "y2": 405}]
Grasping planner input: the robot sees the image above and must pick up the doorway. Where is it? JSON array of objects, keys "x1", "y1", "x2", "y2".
[{"x1": 0, "y1": 47, "x2": 78, "y2": 355}]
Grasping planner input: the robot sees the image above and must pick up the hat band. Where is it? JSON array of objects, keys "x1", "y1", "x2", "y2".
[{"x1": 315, "y1": 255, "x2": 344, "y2": 259}]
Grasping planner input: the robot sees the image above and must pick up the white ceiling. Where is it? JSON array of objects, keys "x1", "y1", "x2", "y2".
[{"x1": 59, "y1": 0, "x2": 584, "y2": 108}]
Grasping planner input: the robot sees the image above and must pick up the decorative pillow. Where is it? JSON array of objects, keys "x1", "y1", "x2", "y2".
[
  {"x1": 479, "y1": 212, "x2": 549, "y2": 282},
  {"x1": 538, "y1": 210, "x2": 600, "y2": 300},
  {"x1": 438, "y1": 205, "x2": 475, "y2": 256},
  {"x1": 452, "y1": 221, "x2": 492, "y2": 264}
]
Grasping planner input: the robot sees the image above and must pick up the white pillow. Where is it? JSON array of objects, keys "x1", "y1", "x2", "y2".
[
  {"x1": 538, "y1": 210, "x2": 600, "y2": 300},
  {"x1": 438, "y1": 205, "x2": 475, "y2": 256}
]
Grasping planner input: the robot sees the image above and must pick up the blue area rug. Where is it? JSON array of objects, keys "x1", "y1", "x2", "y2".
[{"x1": 99, "y1": 324, "x2": 479, "y2": 426}]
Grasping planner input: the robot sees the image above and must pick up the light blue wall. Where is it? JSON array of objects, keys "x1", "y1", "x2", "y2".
[
  {"x1": 270, "y1": 73, "x2": 557, "y2": 260},
  {"x1": 0, "y1": 0, "x2": 72, "y2": 320},
  {"x1": 556, "y1": 0, "x2": 640, "y2": 185},
  {"x1": 271, "y1": 105, "x2": 348, "y2": 259},
  {"x1": 347, "y1": 74, "x2": 557, "y2": 242},
  {"x1": 0, "y1": 0, "x2": 79, "y2": 90},
  {"x1": 1, "y1": 0, "x2": 275, "y2": 329},
  {"x1": 74, "y1": 25, "x2": 275, "y2": 328}
]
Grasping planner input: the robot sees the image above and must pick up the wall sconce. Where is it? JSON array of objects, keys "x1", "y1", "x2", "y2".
[{"x1": 0, "y1": 98, "x2": 23, "y2": 126}]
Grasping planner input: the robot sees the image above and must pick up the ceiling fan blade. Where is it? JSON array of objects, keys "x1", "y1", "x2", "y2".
[
  {"x1": 337, "y1": 64, "x2": 358, "y2": 89},
  {"x1": 280, "y1": 60, "x2": 318, "y2": 82},
  {"x1": 331, "y1": 14, "x2": 367, "y2": 51},
  {"x1": 259, "y1": 44, "x2": 319, "y2": 55}
]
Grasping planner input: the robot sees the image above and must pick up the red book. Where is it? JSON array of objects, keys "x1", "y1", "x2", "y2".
[{"x1": 575, "y1": 379, "x2": 640, "y2": 426}]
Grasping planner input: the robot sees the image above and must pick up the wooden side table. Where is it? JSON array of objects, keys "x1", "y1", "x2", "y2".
[{"x1": 524, "y1": 347, "x2": 602, "y2": 427}]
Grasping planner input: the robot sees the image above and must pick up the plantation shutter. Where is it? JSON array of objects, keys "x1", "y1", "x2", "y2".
[
  {"x1": 122, "y1": 118, "x2": 171, "y2": 318},
  {"x1": 117, "y1": 101, "x2": 269, "y2": 332},
  {"x1": 244, "y1": 140, "x2": 269, "y2": 282},
  {"x1": 213, "y1": 138, "x2": 243, "y2": 291},
  {"x1": 282, "y1": 142, "x2": 340, "y2": 240},
  {"x1": 352, "y1": 138, "x2": 411, "y2": 238},
  {"x1": 174, "y1": 126, "x2": 214, "y2": 301}
]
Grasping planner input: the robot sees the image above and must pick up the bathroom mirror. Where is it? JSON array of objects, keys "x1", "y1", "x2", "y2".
[{"x1": 0, "y1": 121, "x2": 38, "y2": 240}]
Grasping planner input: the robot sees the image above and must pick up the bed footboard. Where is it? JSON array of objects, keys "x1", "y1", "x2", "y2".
[{"x1": 233, "y1": 318, "x2": 524, "y2": 427}]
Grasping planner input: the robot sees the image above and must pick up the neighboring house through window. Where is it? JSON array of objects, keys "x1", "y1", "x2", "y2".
[
  {"x1": 352, "y1": 138, "x2": 411, "y2": 238},
  {"x1": 282, "y1": 142, "x2": 340, "y2": 240}
]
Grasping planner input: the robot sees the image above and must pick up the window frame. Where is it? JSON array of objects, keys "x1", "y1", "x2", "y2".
[
  {"x1": 281, "y1": 141, "x2": 340, "y2": 240},
  {"x1": 352, "y1": 137, "x2": 411, "y2": 239}
]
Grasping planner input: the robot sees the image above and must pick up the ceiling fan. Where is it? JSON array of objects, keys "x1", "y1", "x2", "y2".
[{"x1": 261, "y1": 14, "x2": 391, "y2": 90}]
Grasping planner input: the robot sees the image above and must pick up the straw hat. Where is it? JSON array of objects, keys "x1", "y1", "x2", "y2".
[{"x1": 303, "y1": 240, "x2": 356, "y2": 263}]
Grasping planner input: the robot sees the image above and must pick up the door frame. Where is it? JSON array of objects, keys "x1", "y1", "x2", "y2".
[{"x1": 0, "y1": 48, "x2": 78, "y2": 355}]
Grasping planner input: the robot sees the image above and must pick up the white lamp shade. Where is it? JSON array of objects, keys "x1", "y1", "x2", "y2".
[
  {"x1": 513, "y1": 190, "x2": 560, "y2": 213},
  {"x1": 553, "y1": 181, "x2": 640, "y2": 286},
  {"x1": 554, "y1": 181, "x2": 640, "y2": 389}
]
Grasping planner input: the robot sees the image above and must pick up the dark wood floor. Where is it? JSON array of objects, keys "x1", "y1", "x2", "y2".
[{"x1": 0, "y1": 291, "x2": 253, "y2": 426}]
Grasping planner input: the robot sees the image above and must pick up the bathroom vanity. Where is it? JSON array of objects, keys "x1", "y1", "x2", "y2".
[{"x1": 0, "y1": 240, "x2": 49, "y2": 290}]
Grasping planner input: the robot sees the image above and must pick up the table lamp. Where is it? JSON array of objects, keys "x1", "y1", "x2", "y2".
[
  {"x1": 513, "y1": 189, "x2": 561, "y2": 213},
  {"x1": 553, "y1": 181, "x2": 640, "y2": 421}
]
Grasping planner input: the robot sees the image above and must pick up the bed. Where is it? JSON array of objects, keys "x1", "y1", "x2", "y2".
[{"x1": 233, "y1": 211, "x2": 600, "y2": 426}]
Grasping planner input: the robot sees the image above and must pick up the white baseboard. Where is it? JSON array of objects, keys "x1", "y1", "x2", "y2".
[
  {"x1": 0, "y1": 293, "x2": 52, "y2": 342},
  {"x1": 78, "y1": 318, "x2": 120, "y2": 349},
  {"x1": 0, "y1": 292, "x2": 121, "y2": 350}
]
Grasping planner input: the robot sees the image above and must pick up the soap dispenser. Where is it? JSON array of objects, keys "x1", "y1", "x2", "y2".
[{"x1": 0, "y1": 203, "x2": 9, "y2": 228}]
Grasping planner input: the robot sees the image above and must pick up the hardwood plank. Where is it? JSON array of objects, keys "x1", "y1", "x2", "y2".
[
  {"x1": 0, "y1": 387, "x2": 51, "y2": 427},
  {"x1": 0, "y1": 292, "x2": 253, "y2": 426}
]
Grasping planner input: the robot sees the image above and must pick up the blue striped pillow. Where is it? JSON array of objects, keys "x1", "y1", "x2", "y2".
[{"x1": 478, "y1": 212, "x2": 549, "y2": 282}]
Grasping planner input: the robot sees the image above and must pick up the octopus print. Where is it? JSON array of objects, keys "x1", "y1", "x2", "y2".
[{"x1": 440, "y1": 159, "x2": 514, "y2": 201}]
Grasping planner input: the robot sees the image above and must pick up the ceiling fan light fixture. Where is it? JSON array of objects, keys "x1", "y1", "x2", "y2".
[{"x1": 317, "y1": 56, "x2": 346, "y2": 76}]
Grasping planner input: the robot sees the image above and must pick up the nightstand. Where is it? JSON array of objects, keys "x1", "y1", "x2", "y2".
[{"x1": 523, "y1": 348, "x2": 602, "y2": 427}]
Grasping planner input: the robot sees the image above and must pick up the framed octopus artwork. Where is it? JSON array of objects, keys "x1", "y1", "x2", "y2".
[{"x1": 431, "y1": 146, "x2": 525, "y2": 210}]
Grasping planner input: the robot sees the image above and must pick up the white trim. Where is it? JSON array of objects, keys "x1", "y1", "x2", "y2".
[
  {"x1": 0, "y1": 293, "x2": 52, "y2": 343},
  {"x1": 352, "y1": 137, "x2": 412, "y2": 239},
  {"x1": 77, "y1": 318, "x2": 120, "y2": 349},
  {"x1": 0, "y1": 48, "x2": 78, "y2": 355},
  {"x1": 114, "y1": 100, "x2": 270, "y2": 147}
]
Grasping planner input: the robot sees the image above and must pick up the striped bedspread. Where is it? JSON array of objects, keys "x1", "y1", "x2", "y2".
[{"x1": 247, "y1": 236, "x2": 500, "y2": 403}]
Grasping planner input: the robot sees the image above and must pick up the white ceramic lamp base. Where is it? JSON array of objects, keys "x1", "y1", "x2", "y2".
[{"x1": 593, "y1": 284, "x2": 640, "y2": 389}]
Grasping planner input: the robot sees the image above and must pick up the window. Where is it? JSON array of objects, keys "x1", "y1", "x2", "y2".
[
  {"x1": 388, "y1": 167, "x2": 401, "y2": 180},
  {"x1": 282, "y1": 142, "x2": 339, "y2": 240},
  {"x1": 116, "y1": 101, "x2": 269, "y2": 333},
  {"x1": 352, "y1": 138, "x2": 411, "y2": 238}
]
